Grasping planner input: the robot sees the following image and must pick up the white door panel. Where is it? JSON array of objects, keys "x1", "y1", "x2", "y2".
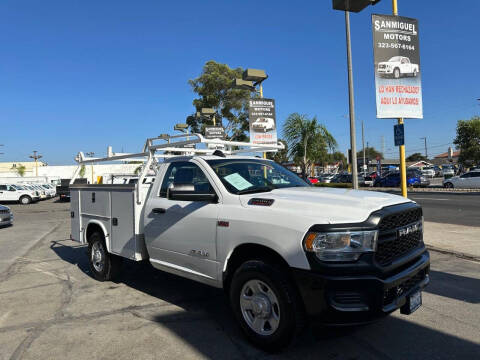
[{"x1": 144, "y1": 160, "x2": 219, "y2": 281}]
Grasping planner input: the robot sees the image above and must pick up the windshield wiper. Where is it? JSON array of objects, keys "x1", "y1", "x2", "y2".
[{"x1": 237, "y1": 186, "x2": 275, "y2": 195}]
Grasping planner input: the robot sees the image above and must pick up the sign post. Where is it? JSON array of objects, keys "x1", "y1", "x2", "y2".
[{"x1": 372, "y1": 0, "x2": 422, "y2": 197}]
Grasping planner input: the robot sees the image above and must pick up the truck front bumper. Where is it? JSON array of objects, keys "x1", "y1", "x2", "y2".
[{"x1": 292, "y1": 251, "x2": 430, "y2": 325}]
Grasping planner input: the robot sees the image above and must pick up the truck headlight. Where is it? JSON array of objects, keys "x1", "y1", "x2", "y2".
[{"x1": 303, "y1": 230, "x2": 378, "y2": 262}]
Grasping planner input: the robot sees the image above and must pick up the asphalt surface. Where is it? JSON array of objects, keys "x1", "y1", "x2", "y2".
[
  {"x1": 0, "y1": 199, "x2": 479, "y2": 359},
  {"x1": 406, "y1": 192, "x2": 480, "y2": 227}
]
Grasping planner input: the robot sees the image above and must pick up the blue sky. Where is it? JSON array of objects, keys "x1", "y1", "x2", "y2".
[{"x1": 1, "y1": 0, "x2": 478, "y2": 164}]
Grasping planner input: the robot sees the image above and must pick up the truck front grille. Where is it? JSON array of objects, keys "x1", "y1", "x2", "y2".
[
  {"x1": 375, "y1": 207, "x2": 423, "y2": 266},
  {"x1": 0, "y1": 209, "x2": 9, "y2": 214},
  {"x1": 383, "y1": 269, "x2": 427, "y2": 306},
  {"x1": 378, "y1": 207, "x2": 422, "y2": 231}
]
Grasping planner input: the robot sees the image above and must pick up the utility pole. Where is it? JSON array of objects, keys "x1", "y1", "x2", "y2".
[
  {"x1": 362, "y1": 120, "x2": 366, "y2": 176},
  {"x1": 29, "y1": 150, "x2": 43, "y2": 177},
  {"x1": 420, "y1": 137, "x2": 427, "y2": 159},
  {"x1": 345, "y1": 11, "x2": 358, "y2": 189},
  {"x1": 393, "y1": 0, "x2": 407, "y2": 197}
]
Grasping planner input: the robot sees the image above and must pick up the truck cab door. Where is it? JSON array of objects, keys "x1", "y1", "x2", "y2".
[
  {"x1": 4, "y1": 185, "x2": 17, "y2": 201},
  {"x1": 144, "y1": 161, "x2": 219, "y2": 282},
  {"x1": 0, "y1": 185, "x2": 8, "y2": 201}
]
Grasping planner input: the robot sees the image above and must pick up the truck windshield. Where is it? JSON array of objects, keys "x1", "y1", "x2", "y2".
[
  {"x1": 388, "y1": 56, "x2": 402, "y2": 62},
  {"x1": 206, "y1": 159, "x2": 309, "y2": 195}
]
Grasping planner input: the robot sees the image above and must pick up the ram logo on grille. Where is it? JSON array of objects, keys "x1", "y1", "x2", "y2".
[{"x1": 398, "y1": 221, "x2": 422, "y2": 237}]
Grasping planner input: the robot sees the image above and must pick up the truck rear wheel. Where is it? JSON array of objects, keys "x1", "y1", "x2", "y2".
[
  {"x1": 88, "y1": 232, "x2": 121, "y2": 281},
  {"x1": 229, "y1": 260, "x2": 304, "y2": 352},
  {"x1": 19, "y1": 195, "x2": 32, "y2": 205}
]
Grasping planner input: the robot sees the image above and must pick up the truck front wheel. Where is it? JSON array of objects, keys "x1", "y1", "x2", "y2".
[
  {"x1": 88, "y1": 232, "x2": 121, "y2": 281},
  {"x1": 394, "y1": 68, "x2": 400, "y2": 79},
  {"x1": 229, "y1": 260, "x2": 304, "y2": 351}
]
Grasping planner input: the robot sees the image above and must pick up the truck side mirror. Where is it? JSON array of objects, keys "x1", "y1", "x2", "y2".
[{"x1": 168, "y1": 184, "x2": 217, "y2": 202}]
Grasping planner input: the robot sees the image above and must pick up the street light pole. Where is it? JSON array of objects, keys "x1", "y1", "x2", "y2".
[
  {"x1": 420, "y1": 137, "x2": 428, "y2": 159},
  {"x1": 345, "y1": 11, "x2": 359, "y2": 189},
  {"x1": 362, "y1": 120, "x2": 366, "y2": 176}
]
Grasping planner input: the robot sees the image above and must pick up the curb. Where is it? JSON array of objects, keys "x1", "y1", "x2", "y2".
[
  {"x1": 365, "y1": 187, "x2": 480, "y2": 194},
  {"x1": 426, "y1": 245, "x2": 480, "y2": 263}
]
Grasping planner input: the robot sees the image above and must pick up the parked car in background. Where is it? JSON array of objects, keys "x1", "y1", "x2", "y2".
[
  {"x1": 319, "y1": 173, "x2": 336, "y2": 183},
  {"x1": 421, "y1": 168, "x2": 435, "y2": 178},
  {"x1": 57, "y1": 178, "x2": 88, "y2": 201},
  {"x1": 330, "y1": 173, "x2": 366, "y2": 186},
  {"x1": 374, "y1": 171, "x2": 429, "y2": 188},
  {"x1": 0, "y1": 184, "x2": 39, "y2": 204},
  {"x1": 441, "y1": 166, "x2": 455, "y2": 177},
  {"x1": 363, "y1": 175, "x2": 374, "y2": 187},
  {"x1": 443, "y1": 171, "x2": 480, "y2": 189},
  {"x1": 31, "y1": 184, "x2": 47, "y2": 199},
  {"x1": 41, "y1": 184, "x2": 56, "y2": 198},
  {"x1": 0, "y1": 204, "x2": 13, "y2": 227}
]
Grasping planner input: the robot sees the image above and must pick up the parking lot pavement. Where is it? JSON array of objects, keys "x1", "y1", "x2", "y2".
[
  {"x1": 0, "y1": 199, "x2": 70, "y2": 274},
  {"x1": 0, "y1": 202, "x2": 479, "y2": 359}
]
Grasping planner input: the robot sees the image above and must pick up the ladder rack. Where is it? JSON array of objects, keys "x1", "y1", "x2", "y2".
[{"x1": 71, "y1": 133, "x2": 285, "y2": 203}]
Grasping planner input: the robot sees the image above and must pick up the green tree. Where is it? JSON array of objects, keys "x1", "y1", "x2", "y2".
[
  {"x1": 357, "y1": 147, "x2": 383, "y2": 160},
  {"x1": 79, "y1": 165, "x2": 86, "y2": 178},
  {"x1": 406, "y1": 152, "x2": 427, "y2": 162},
  {"x1": 12, "y1": 164, "x2": 26, "y2": 177},
  {"x1": 283, "y1": 113, "x2": 337, "y2": 177},
  {"x1": 266, "y1": 140, "x2": 289, "y2": 164},
  {"x1": 454, "y1": 116, "x2": 480, "y2": 166},
  {"x1": 187, "y1": 60, "x2": 251, "y2": 141}
]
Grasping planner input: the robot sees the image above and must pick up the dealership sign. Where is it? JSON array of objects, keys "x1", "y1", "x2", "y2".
[
  {"x1": 248, "y1": 98, "x2": 277, "y2": 145},
  {"x1": 204, "y1": 126, "x2": 225, "y2": 139},
  {"x1": 372, "y1": 14, "x2": 423, "y2": 119}
]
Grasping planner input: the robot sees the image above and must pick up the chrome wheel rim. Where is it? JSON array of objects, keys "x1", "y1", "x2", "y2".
[
  {"x1": 91, "y1": 242, "x2": 105, "y2": 273},
  {"x1": 240, "y1": 279, "x2": 280, "y2": 336}
]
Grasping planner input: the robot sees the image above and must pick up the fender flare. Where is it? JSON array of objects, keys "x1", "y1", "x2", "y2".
[{"x1": 85, "y1": 220, "x2": 111, "y2": 252}]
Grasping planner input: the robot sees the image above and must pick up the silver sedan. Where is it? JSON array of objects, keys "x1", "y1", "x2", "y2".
[{"x1": 0, "y1": 204, "x2": 13, "y2": 227}]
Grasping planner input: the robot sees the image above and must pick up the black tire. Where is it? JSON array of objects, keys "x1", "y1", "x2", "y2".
[
  {"x1": 19, "y1": 195, "x2": 32, "y2": 205},
  {"x1": 444, "y1": 182, "x2": 454, "y2": 189},
  {"x1": 229, "y1": 260, "x2": 305, "y2": 352},
  {"x1": 394, "y1": 68, "x2": 400, "y2": 79},
  {"x1": 413, "y1": 69, "x2": 417, "y2": 77},
  {"x1": 87, "y1": 232, "x2": 122, "y2": 281}
]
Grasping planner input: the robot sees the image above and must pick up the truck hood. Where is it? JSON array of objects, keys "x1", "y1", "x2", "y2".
[
  {"x1": 379, "y1": 61, "x2": 399, "y2": 66},
  {"x1": 239, "y1": 187, "x2": 412, "y2": 224}
]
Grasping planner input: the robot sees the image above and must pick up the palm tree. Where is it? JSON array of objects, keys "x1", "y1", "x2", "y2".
[
  {"x1": 12, "y1": 164, "x2": 27, "y2": 177},
  {"x1": 283, "y1": 113, "x2": 337, "y2": 177}
]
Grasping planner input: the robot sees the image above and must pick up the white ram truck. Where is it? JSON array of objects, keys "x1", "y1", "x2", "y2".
[
  {"x1": 70, "y1": 135, "x2": 430, "y2": 350},
  {"x1": 377, "y1": 56, "x2": 419, "y2": 79}
]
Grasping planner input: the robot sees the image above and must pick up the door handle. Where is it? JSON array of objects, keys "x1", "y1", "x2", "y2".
[{"x1": 152, "y1": 208, "x2": 166, "y2": 214}]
